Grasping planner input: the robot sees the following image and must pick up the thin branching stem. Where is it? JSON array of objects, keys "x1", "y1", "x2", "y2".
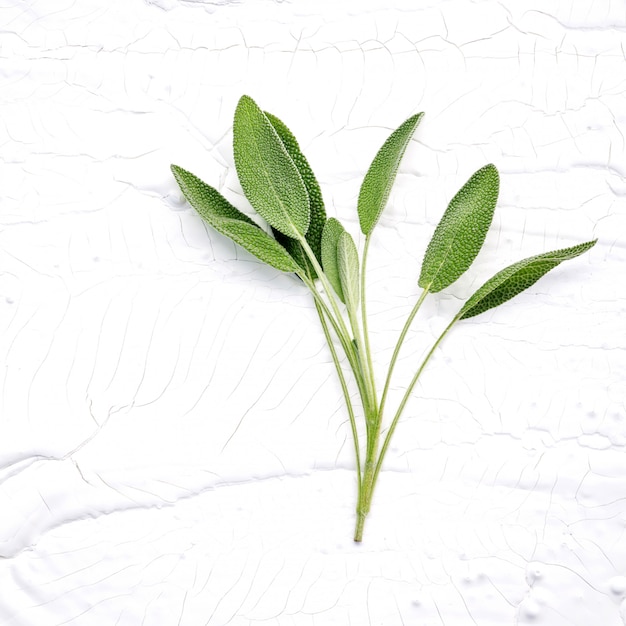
[
  {"x1": 345, "y1": 300, "x2": 375, "y2": 423},
  {"x1": 298, "y1": 238, "x2": 376, "y2": 415},
  {"x1": 300, "y1": 274, "x2": 363, "y2": 389},
  {"x1": 360, "y1": 235, "x2": 378, "y2": 409},
  {"x1": 313, "y1": 299, "x2": 362, "y2": 494},
  {"x1": 377, "y1": 288, "x2": 429, "y2": 421},
  {"x1": 371, "y1": 315, "x2": 460, "y2": 490}
]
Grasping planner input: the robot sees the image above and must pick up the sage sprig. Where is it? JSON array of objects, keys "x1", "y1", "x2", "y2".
[{"x1": 170, "y1": 95, "x2": 596, "y2": 542}]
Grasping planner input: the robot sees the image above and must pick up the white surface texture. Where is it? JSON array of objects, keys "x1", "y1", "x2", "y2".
[{"x1": 1, "y1": 1, "x2": 624, "y2": 624}]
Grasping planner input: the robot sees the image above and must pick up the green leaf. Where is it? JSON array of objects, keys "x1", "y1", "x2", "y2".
[
  {"x1": 321, "y1": 217, "x2": 347, "y2": 302},
  {"x1": 171, "y1": 164, "x2": 299, "y2": 273},
  {"x1": 172, "y1": 164, "x2": 256, "y2": 225},
  {"x1": 418, "y1": 164, "x2": 500, "y2": 293},
  {"x1": 270, "y1": 229, "x2": 311, "y2": 277},
  {"x1": 233, "y1": 95, "x2": 310, "y2": 239},
  {"x1": 358, "y1": 112, "x2": 424, "y2": 236},
  {"x1": 266, "y1": 111, "x2": 327, "y2": 269},
  {"x1": 459, "y1": 240, "x2": 597, "y2": 320},
  {"x1": 337, "y1": 230, "x2": 360, "y2": 313}
]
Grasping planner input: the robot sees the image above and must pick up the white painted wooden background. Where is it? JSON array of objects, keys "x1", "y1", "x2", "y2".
[{"x1": 1, "y1": 1, "x2": 624, "y2": 624}]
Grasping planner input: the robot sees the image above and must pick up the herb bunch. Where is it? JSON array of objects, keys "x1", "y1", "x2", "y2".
[{"x1": 171, "y1": 95, "x2": 596, "y2": 542}]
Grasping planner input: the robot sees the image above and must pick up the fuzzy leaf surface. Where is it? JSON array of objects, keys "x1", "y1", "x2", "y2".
[
  {"x1": 459, "y1": 240, "x2": 597, "y2": 319},
  {"x1": 270, "y1": 227, "x2": 310, "y2": 276},
  {"x1": 419, "y1": 164, "x2": 499, "y2": 293},
  {"x1": 233, "y1": 95, "x2": 310, "y2": 238},
  {"x1": 337, "y1": 230, "x2": 360, "y2": 313},
  {"x1": 321, "y1": 218, "x2": 347, "y2": 302},
  {"x1": 172, "y1": 164, "x2": 299, "y2": 273},
  {"x1": 358, "y1": 112, "x2": 423, "y2": 236},
  {"x1": 266, "y1": 111, "x2": 326, "y2": 271}
]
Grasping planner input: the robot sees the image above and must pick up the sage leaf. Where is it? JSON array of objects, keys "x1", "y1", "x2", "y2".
[
  {"x1": 321, "y1": 217, "x2": 347, "y2": 302},
  {"x1": 459, "y1": 240, "x2": 597, "y2": 319},
  {"x1": 337, "y1": 230, "x2": 360, "y2": 314},
  {"x1": 233, "y1": 95, "x2": 310, "y2": 239},
  {"x1": 418, "y1": 164, "x2": 499, "y2": 293},
  {"x1": 171, "y1": 164, "x2": 299, "y2": 273},
  {"x1": 271, "y1": 228, "x2": 311, "y2": 277},
  {"x1": 266, "y1": 111, "x2": 326, "y2": 270},
  {"x1": 358, "y1": 112, "x2": 424, "y2": 236},
  {"x1": 172, "y1": 164, "x2": 255, "y2": 225}
]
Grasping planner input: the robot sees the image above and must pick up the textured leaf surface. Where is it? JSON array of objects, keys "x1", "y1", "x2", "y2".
[
  {"x1": 266, "y1": 111, "x2": 326, "y2": 268},
  {"x1": 233, "y1": 95, "x2": 310, "y2": 238},
  {"x1": 337, "y1": 230, "x2": 360, "y2": 313},
  {"x1": 419, "y1": 164, "x2": 500, "y2": 293},
  {"x1": 459, "y1": 240, "x2": 597, "y2": 319},
  {"x1": 358, "y1": 112, "x2": 423, "y2": 235},
  {"x1": 321, "y1": 218, "x2": 347, "y2": 302},
  {"x1": 270, "y1": 227, "x2": 310, "y2": 276},
  {"x1": 171, "y1": 164, "x2": 299, "y2": 273}
]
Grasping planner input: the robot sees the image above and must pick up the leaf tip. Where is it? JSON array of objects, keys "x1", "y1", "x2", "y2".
[
  {"x1": 234, "y1": 94, "x2": 258, "y2": 125},
  {"x1": 482, "y1": 163, "x2": 500, "y2": 185},
  {"x1": 237, "y1": 94, "x2": 254, "y2": 106},
  {"x1": 408, "y1": 111, "x2": 425, "y2": 126}
]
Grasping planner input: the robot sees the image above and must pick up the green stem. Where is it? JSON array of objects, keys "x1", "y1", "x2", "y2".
[
  {"x1": 298, "y1": 237, "x2": 350, "y2": 336},
  {"x1": 360, "y1": 236, "x2": 378, "y2": 409},
  {"x1": 355, "y1": 287, "x2": 431, "y2": 542},
  {"x1": 350, "y1": 234, "x2": 386, "y2": 541},
  {"x1": 300, "y1": 265, "x2": 374, "y2": 542},
  {"x1": 353, "y1": 405, "x2": 380, "y2": 542},
  {"x1": 301, "y1": 274, "x2": 366, "y2": 397},
  {"x1": 313, "y1": 299, "x2": 362, "y2": 494},
  {"x1": 298, "y1": 239, "x2": 375, "y2": 416},
  {"x1": 372, "y1": 315, "x2": 460, "y2": 490},
  {"x1": 354, "y1": 473, "x2": 372, "y2": 541},
  {"x1": 300, "y1": 266, "x2": 366, "y2": 526},
  {"x1": 377, "y1": 288, "x2": 429, "y2": 421},
  {"x1": 346, "y1": 302, "x2": 375, "y2": 422}
]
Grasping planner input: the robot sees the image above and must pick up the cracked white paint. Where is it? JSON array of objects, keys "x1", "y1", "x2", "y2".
[{"x1": 0, "y1": 0, "x2": 624, "y2": 624}]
